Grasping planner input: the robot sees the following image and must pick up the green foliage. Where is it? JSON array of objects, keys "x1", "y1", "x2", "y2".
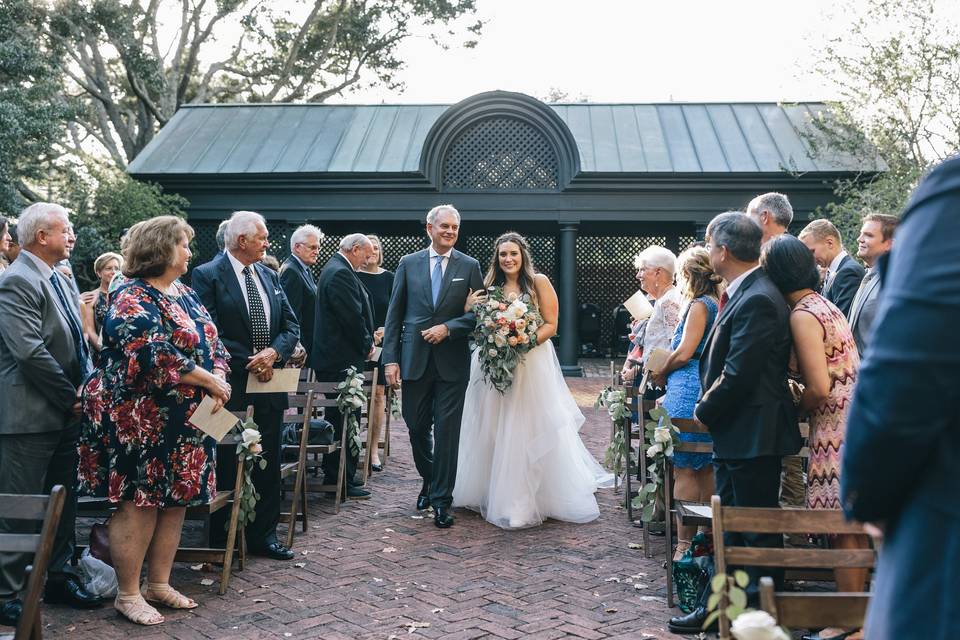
[
  {"x1": 229, "y1": 416, "x2": 266, "y2": 534},
  {"x1": 66, "y1": 169, "x2": 188, "y2": 290},
  {"x1": 704, "y1": 570, "x2": 751, "y2": 630},
  {"x1": 337, "y1": 366, "x2": 368, "y2": 459},
  {"x1": 0, "y1": 0, "x2": 76, "y2": 214},
  {"x1": 810, "y1": 0, "x2": 960, "y2": 248},
  {"x1": 597, "y1": 386, "x2": 632, "y2": 481},
  {"x1": 630, "y1": 406, "x2": 679, "y2": 523}
]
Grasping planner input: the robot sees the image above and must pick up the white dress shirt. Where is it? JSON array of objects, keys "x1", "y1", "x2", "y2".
[
  {"x1": 227, "y1": 250, "x2": 271, "y2": 331},
  {"x1": 428, "y1": 246, "x2": 452, "y2": 277}
]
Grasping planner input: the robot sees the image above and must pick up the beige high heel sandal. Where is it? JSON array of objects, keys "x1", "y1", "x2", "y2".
[
  {"x1": 142, "y1": 582, "x2": 198, "y2": 610},
  {"x1": 115, "y1": 593, "x2": 164, "y2": 626}
]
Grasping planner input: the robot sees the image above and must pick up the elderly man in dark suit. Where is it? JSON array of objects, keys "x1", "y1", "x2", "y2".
[
  {"x1": 842, "y1": 157, "x2": 960, "y2": 640},
  {"x1": 847, "y1": 213, "x2": 898, "y2": 356},
  {"x1": 280, "y1": 224, "x2": 322, "y2": 366},
  {"x1": 192, "y1": 210, "x2": 300, "y2": 561},
  {"x1": 311, "y1": 233, "x2": 376, "y2": 499},
  {"x1": 0, "y1": 203, "x2": 103, "y2": 627},
  {"x1": 669, "y1": 212, "x2": 801, "y2": 635},
  {"x1": 382, "y1": 204, "x2": 484, "y2": 529},
  {"x1": 799, "y1": 218, "x2": 865, "y2": 316}
]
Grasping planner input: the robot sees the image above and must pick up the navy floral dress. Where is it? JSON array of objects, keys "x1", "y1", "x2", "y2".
[{"x1": 78, "y1": 279, "x2": 229, "y2": 507}]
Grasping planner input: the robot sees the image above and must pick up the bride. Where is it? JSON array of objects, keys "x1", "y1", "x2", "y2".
[{"x1": 452, "y1": 232, "x2": 614, "y2": 529}]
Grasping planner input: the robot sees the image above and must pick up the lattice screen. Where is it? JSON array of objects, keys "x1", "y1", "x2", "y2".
[
  {"x1": 442, "y1": 117, "x2": 560, "y2": 191},
  {"x1": 576, "y1": 235, "x2": 667, "y2": 354}
]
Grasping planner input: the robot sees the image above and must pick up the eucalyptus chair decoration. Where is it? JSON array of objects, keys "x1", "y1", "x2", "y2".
[
  {"x1": 596, "y1": 385, "x2": 632, "y2": 485},
  {"x1": 337, "y1": 366, "x2": 368, "y2": 463},
  {"x1": 231, "y1": 415, "x2": 266, "y2": 535},
  {"x1": 633, "y1": 406, "x2": 680, "y2": 522}
]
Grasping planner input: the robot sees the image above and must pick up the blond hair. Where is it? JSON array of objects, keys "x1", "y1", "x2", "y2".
[{"x1": 676, "y1": 247, "x2": 722, "y2": 301}]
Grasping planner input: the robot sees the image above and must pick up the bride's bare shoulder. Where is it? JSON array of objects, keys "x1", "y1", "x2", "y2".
[{"x1": 533, "y1": 272, "x2": 554, "y2": 290}]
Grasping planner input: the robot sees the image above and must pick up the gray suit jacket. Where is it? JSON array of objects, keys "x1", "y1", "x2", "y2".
[
  {"x1": 847, "y1": 268, "x2": 881, "y2": 356},
  {"x1": 0, "y1": 256, "x2": 85, "y2": 434},
  {"x1": 381, "y1": 248, "x2": 483, "y2": 382}
]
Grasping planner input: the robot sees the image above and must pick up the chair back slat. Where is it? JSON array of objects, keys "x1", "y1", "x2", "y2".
[
  {"x1": 0, "y1": 495, "x2": 52, "y2": 521},
  {"x1": 724, "y1": 547, "x2": 876, "y2": 569},
  {"x1": 760, "y1": 577, "x2": 870, "y2": 629},
  {"x1": 672, "y1": 418, "x2": 709, "y2": 434},
  {"x1": 0, "y1": 533, "x2": 41, "y2": 554},
  {"x1": 719, "y1": 506, "x2": 865, "y2": 534}
]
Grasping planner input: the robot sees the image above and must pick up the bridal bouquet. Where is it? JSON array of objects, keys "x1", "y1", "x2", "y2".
[{"x1": 472, "y1": 287, "x2": 542, "y2": 393}]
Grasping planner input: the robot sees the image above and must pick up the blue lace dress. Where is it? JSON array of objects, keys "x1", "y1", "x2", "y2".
[{"x1": 661, "y1": 296, "x2": 718, "y2": 470}]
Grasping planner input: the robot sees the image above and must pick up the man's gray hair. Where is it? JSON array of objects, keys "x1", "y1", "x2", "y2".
[
  {"x1": 707, "y1": 211, "x2": 762, "y2": 262},
  {"x1": 290, "y1": 224, "x2": 324, "y2": 252},
  {"x1": 339, "y1": 233, "x2": 372, "y2": 252},
  {"x1": 225, "y1": 210, "x2": 266, "y2": 250},
  {"x1": 426, "y1": 204, "x2": 460, "y2": 225},
  {"x1": 215, "y1": 219, "x2": 230, "y2": 251},
  {"x1": 634, "y1": 245, "x2": 677, "y2": 276},
  {"x1": 749, "y1": 192, "x2": 793, "y2": 228},
  {"x1": 18, "y1": 202, "x2": 70, "y2": 247}
]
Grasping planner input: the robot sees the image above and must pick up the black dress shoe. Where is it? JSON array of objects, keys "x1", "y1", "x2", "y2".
[
  {"x1": 370, "y1": 463, "x2": 383, "y2": 472},
  {"x1": 0, "y1": 599, "x2": 22, "y2": 626},
  {"x1": 250, "y1": 541, "x2": 295, "y2": 560},
  {"x1": 667, "y1": 606, "x2": 716, "y2": 635},
  {"x1": 416, "y1": 494, "x2": 431, "y2": 511},
  {"x1": 346, "y1": 485, "x2": 371, "y2": 499},
  {"x1": 43, "y1": 575, "x2": 104, "y2": 609},
  {"x1": 434, "y1": 506, "x2": 454, "y2": 529}
]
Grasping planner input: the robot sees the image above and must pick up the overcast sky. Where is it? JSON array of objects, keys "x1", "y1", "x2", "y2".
[{"x1": 329, "y1": 0, "x2": 852, "y2": 105}]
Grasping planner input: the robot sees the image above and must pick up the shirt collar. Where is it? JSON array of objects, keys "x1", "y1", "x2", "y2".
[
  {"x1": 226, "y1": 250, "x2": 254, "y2": 279},
  {"x1": 725, "y1": 265, "x2": 760, "y2": 299},
  {"x1": 292, "y1": 254, "x2": 310, "y2": 271},
  {"x1": 429, "y1": 247, "x2": 452, "y2": 260},
  {"x1": 21, "y1": 249, "x2": 54, "y2": 279},
  {"x1": 828, "y1": 250, "x2": 847, "y2": 274}
]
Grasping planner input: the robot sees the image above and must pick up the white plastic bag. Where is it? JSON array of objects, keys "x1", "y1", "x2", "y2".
[{"x1": 78, "y1": 547, "x2": 118, "y2": 598}]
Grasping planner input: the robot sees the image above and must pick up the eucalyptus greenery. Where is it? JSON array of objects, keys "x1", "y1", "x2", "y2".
[
  {"x1": 596, "y1": 386, "x2": 632, "y2": 481},
  {"x1": 631, "y1": 406, "x2": 679, "y2": 523},
  {"x1": 337, "y1": 366, "x2": 367, "y2": 460},
  {"x1": 704, "y1": 569, "x2": 750, "y2": 631},
  {"x1": 228, "y1": 416, "x2": 267, "y2": 534}
]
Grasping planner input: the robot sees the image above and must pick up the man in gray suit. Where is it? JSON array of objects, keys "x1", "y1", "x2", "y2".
[
  {"x1": 848, "y1": 213, "x2": 898, "y2": 356},
  {"x1": 0, "y1": 203, "x2": 102, "y2": 626},
  {"x1": 382, "y1": 204, "x2": 483, "y2": 528}
]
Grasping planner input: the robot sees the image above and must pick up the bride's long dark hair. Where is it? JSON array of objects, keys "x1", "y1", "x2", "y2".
[{"x1": 483, "y1": 232, "x2": 539, "y2": 306}]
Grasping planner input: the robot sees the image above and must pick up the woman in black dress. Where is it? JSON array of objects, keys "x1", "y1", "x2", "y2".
[{"x1": 356, "y1": 234, "x2": 394, "y2": 472}]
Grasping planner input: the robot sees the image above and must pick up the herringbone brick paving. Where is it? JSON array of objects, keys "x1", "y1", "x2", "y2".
[{"x1": 40, "y1": 377, "x2": 687, "y2": 639}]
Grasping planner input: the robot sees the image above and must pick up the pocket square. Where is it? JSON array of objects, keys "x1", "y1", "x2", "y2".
[{"x1": 452, "y1": 277, "x2": 465, "y2": 282}]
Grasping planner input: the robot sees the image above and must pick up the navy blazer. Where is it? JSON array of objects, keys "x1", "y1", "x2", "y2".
[
  {"x1": 824, "y1": 254, "x2": 865, "y2": 316},
  {"x1": 695, "y1": 268, "x2": 801, "y2": 459},
  {"x1": 842, "y1": 155, "x2": 960, "y2": 523},
  {"x1": 381, "y1": 248, "x2": 483, "y2": 382},
  {"x1": 311, "y1": 252, "x2": 374, "y2": 375},
  {"x1": 279, "y1": 256, "x2": 317, "y2": 365},
  {"x1": 191, "y1": 253, "x2": 300, "y2": 409}
]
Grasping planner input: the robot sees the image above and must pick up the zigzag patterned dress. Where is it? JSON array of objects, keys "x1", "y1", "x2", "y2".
[{"x1": 791, "y1": 293, "x2": 860, "y2": 510}]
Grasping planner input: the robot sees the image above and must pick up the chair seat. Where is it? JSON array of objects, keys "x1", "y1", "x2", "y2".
[{"x1": 676, "y1": 500, "x2": 712, "y2": 526}]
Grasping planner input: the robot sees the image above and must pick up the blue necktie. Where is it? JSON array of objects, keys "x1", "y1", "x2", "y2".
[
  {"x1": 431, "y1": 255, "x2": 444, "y2": 306},
  {"x1": 50, "y1": 272, "x2": 91, "y2": 380}
]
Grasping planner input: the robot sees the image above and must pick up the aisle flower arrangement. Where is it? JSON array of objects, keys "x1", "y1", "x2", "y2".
[
  {"x1": 231, "y1": 417, "x2": 266, "y2": 533},
  {"x1": 632, "y1": 406, "x2": 680, "y2": 522},
  {"x1": 337, "y1": 366, "x2": 367, "y2": 458},
  {"x1": 472, "y1": 287, "x2": 543, "y2": 393}
]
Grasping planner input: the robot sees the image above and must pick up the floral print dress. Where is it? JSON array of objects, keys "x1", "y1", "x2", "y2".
[{"x1": 78, "y1": 279, "x2": 229, "y2": 508}]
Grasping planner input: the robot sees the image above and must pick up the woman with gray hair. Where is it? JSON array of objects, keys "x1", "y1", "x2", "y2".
[{"x1": 622, "y1": 245, "x2": 681, "y2": 386}]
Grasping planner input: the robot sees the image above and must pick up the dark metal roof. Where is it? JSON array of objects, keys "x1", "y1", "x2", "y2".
[{"x1": 128, "y1": 101, "x2": 880, "y2": 176}]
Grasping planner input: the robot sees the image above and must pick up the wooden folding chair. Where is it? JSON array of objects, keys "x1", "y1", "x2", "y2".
[
  {"x1": 0, "y1": 486, "x2": 65, "y2": 640},
  {"x1": 711, "y1": 495, "x2": 876, "y2": 639}
]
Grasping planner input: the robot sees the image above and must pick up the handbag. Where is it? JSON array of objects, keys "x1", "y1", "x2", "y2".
[
  {"x1": 672, "y1": 531, "x2": 713, "y2": 613},
  {"x1": 89, "y1": 519, "x2": 113, "y2": 567}
]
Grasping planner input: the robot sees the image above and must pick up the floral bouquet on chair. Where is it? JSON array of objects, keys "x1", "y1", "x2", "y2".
[{"x1": 472, "y1": 287, "x2": 543, "y2": 393}]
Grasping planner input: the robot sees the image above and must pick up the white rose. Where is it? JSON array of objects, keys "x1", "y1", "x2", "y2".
[
  {"x1": 241, "y1": 428, "x2": 261, "y2": 447},
  {"x1": 487, "y1": 300, "x2": 498, "y2": 310},
  {"x1": 494, "y1": 334, "x2": 507, "y2": 348},
  {"x1": 506, "y1": 291, "x2": 518, "y2": 302},
  {"x1": 731, "y1": 611, "x2": 790, "y2": 640},
  {"x1": 350, "y1": 377, "x2": 362, "y2": 389},
  {"x1": 646, "y1": 442, "x2": 662, "y2": 457},
  {"x1": 654, "y1": 426, "x2": 672, "y2": 444},
  {"x1": 487, "y1": 348, "x2": 498, "y2": 357},
  {"x1": 350, "y1": 396, "x2": 363, "y2": 408}
]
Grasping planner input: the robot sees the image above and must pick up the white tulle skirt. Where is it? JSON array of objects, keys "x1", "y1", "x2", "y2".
[{"x1": 452, "y1": 340, "x2": 614, "y2": 529}]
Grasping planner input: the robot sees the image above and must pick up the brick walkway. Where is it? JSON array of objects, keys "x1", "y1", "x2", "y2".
[{"x1": 41, "y1": 377, "x2": 686, "y2": 640}]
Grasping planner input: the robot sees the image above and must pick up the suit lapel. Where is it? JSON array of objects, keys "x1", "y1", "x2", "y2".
[
  {"x1": 703, "y1": 269, "x2": 759, "y2": 349},
  {"x1": 849, "y1": 273, "x2": 879, "y2": 327},
  {"x1": 219, "y1": 256, "x2": 252, "y2": 330},
  {"x1": 434, "y1": 251, "x2": 460, "y2": 309},
  {"x1": 420, "y1": 250, "x2": 435, "y2": 310}
]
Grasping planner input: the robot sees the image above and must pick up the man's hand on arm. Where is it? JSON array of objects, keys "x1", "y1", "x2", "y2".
[{"x1": 384, "y1": 363, "x2": 401, "y2": 387}]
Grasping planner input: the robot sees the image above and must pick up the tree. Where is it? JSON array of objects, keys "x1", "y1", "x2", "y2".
[
  {"x1": 46, "y1": 0, "x2": 483, "y2": 169},
  {"x1": 0, "y1": 0, "x2": 76, "y2": 214},
  {"x1": 811, "y1": 0, "x2": 960, "y2": 247}
]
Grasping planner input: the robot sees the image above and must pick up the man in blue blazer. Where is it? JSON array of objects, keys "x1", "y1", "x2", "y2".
[
  {"x1": 842, "y1": 156, "x2": 960, "y2": 640},
  {"x1": 192, "y1": 211, "x2": 300, "y2": 561},
  {"x1": 382, "y1": 205, "x2": 483, "y2": 528}
]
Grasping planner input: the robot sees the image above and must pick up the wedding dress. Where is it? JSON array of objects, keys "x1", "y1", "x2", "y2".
[{"x1": 452, "y1": 338, "x2": 614, "y2": 529}]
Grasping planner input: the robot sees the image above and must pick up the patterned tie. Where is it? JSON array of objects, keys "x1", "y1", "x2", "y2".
[
  {"x1": 243, "y1": 266, "x2": 270, "y2": 352},
  {"x1": 431, "y1": 254, "x2": 444, "y2": 306},
  {"x1": 49, "y1": 272, "x2": 91, "y2": 379},
  {"x1": 718, "y1": 290, "x2": 729, "y2": 314}
]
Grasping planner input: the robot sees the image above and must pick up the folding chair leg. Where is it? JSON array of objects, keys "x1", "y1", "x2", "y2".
[
  {"x1": 664, "y1": 463, "x2": 674, "y2": 608},
  {"x1": 286, "y1": 468, "x2": 305, "y2": 549},
  {"x1": 623, "y1": 418, "x2": 633, "y2": 521},
  {"x1": 300, "y1": 476, "x2": 308, "y2": 532}
]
